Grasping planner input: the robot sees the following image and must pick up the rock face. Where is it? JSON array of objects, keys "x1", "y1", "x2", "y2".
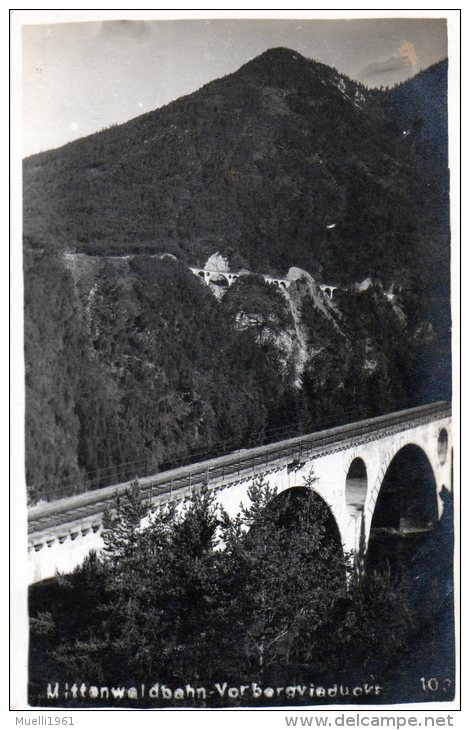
[
  {"x1": 204, "y1": 253, "x2": 230, "y2": 272},
  {"x1": 287, "y1": 267, "x2": 338, "y2": 319}
]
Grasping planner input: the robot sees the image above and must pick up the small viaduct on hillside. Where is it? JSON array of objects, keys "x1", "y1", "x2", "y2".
[
  {"x1": 188, "y1": 267, "x2": 338, "y2": 298},
  {"x1": 27, "y1": 402, "x2": 452, "y2": 585}
]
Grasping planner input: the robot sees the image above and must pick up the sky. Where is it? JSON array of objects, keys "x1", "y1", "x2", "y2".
[{"x1": 21, "y1": 16, "x2": 448, "y2": 157}]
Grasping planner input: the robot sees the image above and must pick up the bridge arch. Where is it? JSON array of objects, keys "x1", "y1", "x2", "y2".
[
  {"x1": 209, "y1": 273, "x2": 230, "y2": 288},
  {"x1": 267, "y1": 486, "x2": 344, "y2": 556},
  {"x1": 370, "y1": 444, "x2": 438, "y2": 535},
  {"x1": 345, "y1": 457, "x2": 368, "y2": 518},
  {"x1": 438, "y1": 428, "x2": 449, "y2": 465}
]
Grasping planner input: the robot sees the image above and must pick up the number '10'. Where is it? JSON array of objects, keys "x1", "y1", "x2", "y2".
[{"x1": 420, "y1": 678, "x2": 452, "y2": 692}]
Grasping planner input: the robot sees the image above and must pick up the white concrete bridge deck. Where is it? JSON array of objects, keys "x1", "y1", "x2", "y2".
[{"x1": 28, "y1": 402, "x2": 451, "y2": 565}]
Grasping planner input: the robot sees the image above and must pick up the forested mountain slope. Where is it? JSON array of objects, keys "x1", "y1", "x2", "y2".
[
  {"x1": 23, "y1": 49, "x2": 450, "y2": 501},
  {"x1": 24, "y1": 48, "x2": 446, "y2": 285},
  {"x1": 379, "y1": 60, "x2": 448, "y2": 182}
]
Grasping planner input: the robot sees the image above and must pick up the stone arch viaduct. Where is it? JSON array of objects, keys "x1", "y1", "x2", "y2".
[
  {"x1": 27, "y1": 402, "x2": 451, "y2": 584},
  {"x1": 188, "y1": 267, "x2": 337, "y2": 298}
]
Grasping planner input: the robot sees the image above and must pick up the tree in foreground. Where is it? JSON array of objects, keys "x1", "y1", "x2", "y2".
[{"x1": 218, "y1": 472, "x2": 350, "y2": 680}]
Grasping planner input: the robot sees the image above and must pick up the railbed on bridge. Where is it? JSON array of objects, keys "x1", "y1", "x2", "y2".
[{"x1": 28, "y1": 401, "x2": 451, "y2": 543}]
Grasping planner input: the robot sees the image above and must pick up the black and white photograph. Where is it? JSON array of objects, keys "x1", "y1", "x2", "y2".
[{"x1": 11, "y1": 8, "x2": 459, "y2": 711}]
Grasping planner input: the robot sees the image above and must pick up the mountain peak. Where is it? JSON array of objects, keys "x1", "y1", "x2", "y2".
[
  {"x1": 234, "y1": 46, "x2": 360, "y2": 99},
  {"x1": 255, "y1": 47, "x2": 306, "y2": 62},
  {"x1": 237, "y1": 46, "x2": 316, "y2": 79}
]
